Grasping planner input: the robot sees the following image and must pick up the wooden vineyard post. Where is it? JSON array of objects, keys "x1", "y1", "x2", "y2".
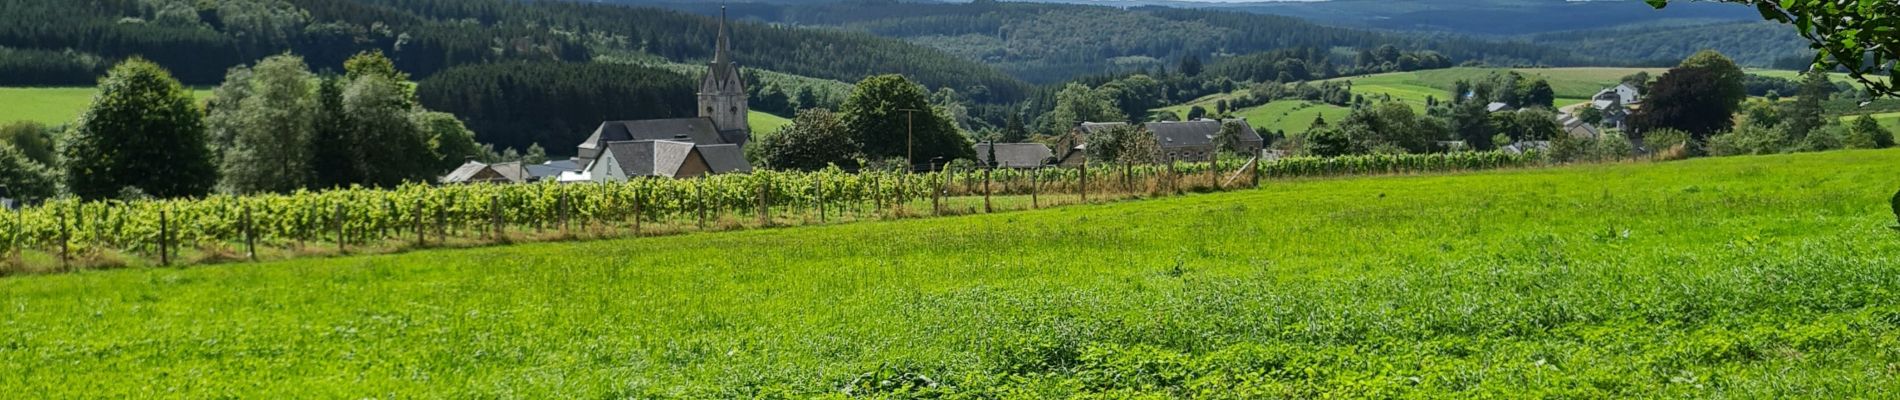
[
  {"x1": 983, "y1": 168, "x2": 992, "y2": 213},
  {"x1": 1080, "y1": 160, "x2": 1089, "y2": 204},
  {"x1": 333, "y1": 204, "x2": 345, "y2": 254},
  {"x1": 243, "y1": 206, "x2": 256, "y2": 261},
  {"x1": 696, "y1": 183, "x2": 707, "y2": 230},
  {"x1": 414, "y1": 201, "x2": 425, "y2": 247},
  {"x1": 435, "y1": 206, "x2": 447, "y2": 245},
  {"x1": 1251, "y1": 157, "x2": 1261, "y2": 188},
  {"x1": 757, "y1": 179, "x2": 769, "y2": 227},
  {"x1": 490, "y1": 197, "x2": 503, "y2": 240},
  {"x1": 632, "y1": 190, "x2": 643, "y2": 236},
  {"x1": 1211, "y1": 159, "x2": 1221, "y2": 191},
  {"x1": 933, "y1": 173, "x2": 943, "y2": 216},
  {"x1": 1031, "y1": 169, "x2": 1039, "y2": 209},
  {"x1": 158, "y1": 208, "x2": 170, "y2": 267},
  {"x1": 57, "y1": 209, "x2": 68, "y2": 270},
  {"x1": 872, "y1": 175, "x2": 883, "y2": 216},
  {"x1": 815, "y1": 178, "x2": 825, "y2": 224}
]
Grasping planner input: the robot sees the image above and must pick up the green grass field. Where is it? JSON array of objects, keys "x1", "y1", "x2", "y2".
[
  {"x1": 747, "y1": 110, "x2": 792, "y2": 135},
  {"x1": 5, "y1": 149, "x2": 1898, "y2": 397},
  {"x1": 0, "y1": 87, "x2": 216, "y2": 126}
]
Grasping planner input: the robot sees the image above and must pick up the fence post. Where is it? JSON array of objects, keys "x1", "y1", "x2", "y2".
[
  {"x1": 1031, "y1": 169, "x2": 1039, "y2": 209},
  {"x1": 1211, "y1": 158, "x2": 1222, "y2": 191},
  {"x1": 696, "y1": 183, "x2": 706, "y2": 230},
  {"x1": 1081, "y1": 160, "x2": 1090, "y2": 203},
  {"x1": 815, "y1": 178, "x2": 825, "y2": 224},
  {"x1": 57, "y1": 209, "x2": 68, "y2": 270},
  {"x1": 334, "y1": 204, "x2": 345, "y2": 254},
  {"x1": 243, "y1": 206, "x2": 256, "y2": 261},
  {"x1": 983, "y1": 168, "x2": 992, "y2": 213},
  {"x1": 559, "y1": 191, "x2": 570, "y2": 236},
  {"x1": 752, "y1": 176, "x2": 760, "y2": 226},
  {"x1": 414, "y1": 201, "x2": 425, "y2": 247},
  {"x1": 933, "y1": 172, "x2": 943, "y2": 216},
  {"x1": 490, "y1": 197, "x2": 502, "y2": 240},
  {"x1": 158, "y1": 208, "x2": 170, "y2": 267},
  {"x1": 1251, "y1": 157, "x2": 1261, "y2": 188},
  {"x1": 872, "y1": 175, "x2": 882, "y2": 215},
  {"x1": 435, "y1": 206, "x2": 446, "y2": 244}
]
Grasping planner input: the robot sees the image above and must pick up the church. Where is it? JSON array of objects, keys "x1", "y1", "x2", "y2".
[{"x1": 573, "y1": 8, "x2": 754, "y2": 181}]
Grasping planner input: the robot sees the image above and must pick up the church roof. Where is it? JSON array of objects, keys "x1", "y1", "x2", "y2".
[{"x1": 578, "y1": 118, "x2": 728, "y2": 160}]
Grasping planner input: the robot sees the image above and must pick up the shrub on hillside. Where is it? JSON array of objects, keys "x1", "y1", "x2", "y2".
[{"x1": 1708, "y1": 125, "x2": 1790, "y2": 156}]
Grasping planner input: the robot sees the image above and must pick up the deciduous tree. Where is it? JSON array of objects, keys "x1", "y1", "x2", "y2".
[{"x1": 62, "y1": 58, "x2": 216, "y2": 200}]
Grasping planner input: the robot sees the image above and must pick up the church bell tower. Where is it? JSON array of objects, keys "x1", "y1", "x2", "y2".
[{"x1": 699, "y1": 7, "x2": 750, "y2": 146}]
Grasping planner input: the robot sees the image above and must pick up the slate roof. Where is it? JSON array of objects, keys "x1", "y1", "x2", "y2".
[
  {"x1": 524, "y1": 159, "x2": 582, "y2": 181},
  {"x1": 598, "y1": 140, "x2": 752, "y2": 178},
  {"x1": 441, "y1": 161, "x2": 489, "y2": 184},
  {"x1": 1487, "y1": 102, "x2": 1513, "y2": 113},
  {"x1": 578, "y1": 118, "x2": 726, "y2": 160},
  {"x1": 697, "y1": 144, "x2": 753, "y2": 174},
  {"x1": 440, "y1": 161, "x2": 525, "y2": 184},
  {"x1": 976, "y1": 143, "x2": 1055, "y2": 168},
  {"x1": 1147, "y1": 119, "x2": 1264, "y2": 149}
]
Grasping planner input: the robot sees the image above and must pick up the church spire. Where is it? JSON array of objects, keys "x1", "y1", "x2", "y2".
[{"x1": 713, "y1": 6, "x2": 732, "y2": 66}]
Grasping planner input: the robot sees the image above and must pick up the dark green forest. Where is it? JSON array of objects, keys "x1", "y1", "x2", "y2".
[
  {"x1": 1529, "y1": 22, "x2": 1813, "y2": 69},
  {"x1": 0, "y1": 0, "x2": 1027, "y2": 101},
  {"x1": 628, "y1": 0, "x2": 1595, "y2": 83},
  {"x1": 415, "y1": 62, "x2": 696, "y2": 155}
]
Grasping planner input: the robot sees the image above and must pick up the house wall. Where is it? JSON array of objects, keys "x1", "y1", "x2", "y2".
[
  {"x1": 590, "y1": 152, "x2": 624, "y2": 182},
  {"x1": 673, "y1": 151, "x2": 712, "y2": 178}
]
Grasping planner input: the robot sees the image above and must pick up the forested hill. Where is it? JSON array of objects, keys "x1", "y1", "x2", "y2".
[
  {"x1": 1528, "y1": 22, "x2": 1812, "y2": 70},
  {"x1": 612, "y1": 0, "x2": 1596, "y2": 84},
  {"x1": 0, "y1": 0, "x2": 1029, "y2": 101}
]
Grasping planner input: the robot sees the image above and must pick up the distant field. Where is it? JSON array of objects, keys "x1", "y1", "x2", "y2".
[
  {"x1": 4, "y1": 149, "x2": 1897, "y2": 397},
  {"x1": 747, "y1": 110, "x2": 792, "y2": 135},
  {"x1": 0, "y1": 87, "x2": 215, "y2": 126},
  {"x1": 1840, "y1": 112, "x2": 1900, "y2": 132}
]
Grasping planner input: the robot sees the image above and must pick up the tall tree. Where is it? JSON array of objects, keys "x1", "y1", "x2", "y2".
[
  {"x1": 342, "y1": 74, "x2": 437, "y2": 187},
  {"x1": 1521, "y1": 79, "x2": 1556, "y2": 109},
  {"x1": 839, "y1": 74, "x2": 973, "y2": 166},
  {"x1": 1631, "y1": 52, "x2": 1748, "y2": 142},
  {"x1": 311, "y1": 75, "x2": 359, "y2": 188},
  {"x1": 413, "y1": 111, "x2": 483, "y2": 171},
  {"x1": 1042, "y1": 83, "x2": 1121, "y2": 134},
  {"x1": 1178, "y1": 54, "x2": 1203, "y2": 77},
  {"x1": 1782, "y1": 70, "x2": 1832, "y2": 139},
  {"x1": 62, "y1": 58, "x2": 216, "y2": 200},
  {"x1": 219, "y1": 54, "x2": 318, "y2": 194}
]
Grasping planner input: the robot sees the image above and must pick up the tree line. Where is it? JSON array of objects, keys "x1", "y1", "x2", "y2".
[{"x1": 0, "y1": 52, "x2": 485, "y2": 202}]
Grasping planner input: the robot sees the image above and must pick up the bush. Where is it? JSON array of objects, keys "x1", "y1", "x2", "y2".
[{"x1": 1707, "y1": 124, "x2": 1790, "y2": 156}]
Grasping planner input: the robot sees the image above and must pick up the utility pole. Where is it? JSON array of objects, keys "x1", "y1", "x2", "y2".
[{"x1": 898, "y1": 108, "x2": 920, "y2": 170}]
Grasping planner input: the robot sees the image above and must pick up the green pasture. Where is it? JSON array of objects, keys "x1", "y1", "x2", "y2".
[
  {"x1": 5, "y1": 149, "x2": 1899, "y2": 397},
  {"x1": 0, "y1": 87, "x2": 212, "y2": 126}
]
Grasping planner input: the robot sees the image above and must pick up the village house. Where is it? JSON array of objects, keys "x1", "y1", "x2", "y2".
[
  {"x1": 441, "y1": 161, "x2": 527, "y2": 184},
  {"x1": 1588, "y1": 83, "x2": 1641, "y2": 130},
  {"x1": 975, "y1": 142, "x2": 1056, "y2": 169},
  {"x1": 1061, "y1": 119, "x2": 1266, "y2": 164}
]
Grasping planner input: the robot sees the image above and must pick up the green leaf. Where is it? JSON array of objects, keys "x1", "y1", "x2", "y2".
[{"x1": 1645, "y1": 0, "x2": 1668, "y2": 9}]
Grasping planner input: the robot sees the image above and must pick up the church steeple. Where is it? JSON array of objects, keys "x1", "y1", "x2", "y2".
[
  {"x1": 713, "y1": 7, "x2": 732, "y2": 66},
  {"x1": 699, "y1": 5, "x2": 750, "y2": 146}
]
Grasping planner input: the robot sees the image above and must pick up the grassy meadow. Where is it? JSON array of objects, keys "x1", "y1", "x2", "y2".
[
  {"x1": 0, "y1": 87, "x2": 214, "y2": 126},
  {"x1": 4, "y1": 149, "x2": 1899, "y2": 397}
]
